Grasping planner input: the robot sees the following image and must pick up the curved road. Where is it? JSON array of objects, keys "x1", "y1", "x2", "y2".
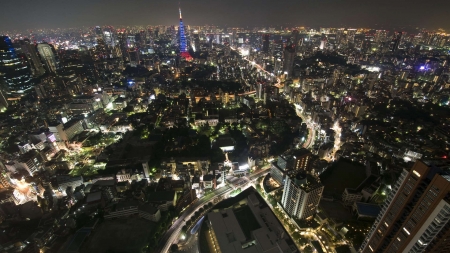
[
  {"x1": 295, "y1": 104, "x2": 316, "y2": 149},
  {"x1": 157, "y1": 168, "x2": 270, "y2": 253}
]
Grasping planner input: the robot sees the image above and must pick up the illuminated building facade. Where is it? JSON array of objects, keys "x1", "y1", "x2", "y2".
[
  {"x1": 37, "y1": 43, "x2": 58, "y2": 73},
  {"x1": 178, "y1": 8, "x2": 192, "y2": 60},
  {"x1": 0, "y1": 36, "x2": 33, "y2": 94},
  {"x1": 281, "y1": 172, "x2": 323, "y2": 220},
  {"x1": 360, "y1": 161, "x2": 450, "y2": 253}
]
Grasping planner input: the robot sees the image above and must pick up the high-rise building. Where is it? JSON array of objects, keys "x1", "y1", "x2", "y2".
[
  {"x1": 292, "y1": 148, "x2": 313, "y2": 171},
  {"x1": 95, "y1": 26, "x2": 103, "y2": 38},
  {"x1": 360, "y1": 160, "x2": 450, "y2": 253},
  {"x1": 129, "y1": 49, "x2": 139, "y2": 67},
  {"x1": 281, "y1": 172, "x2": 323, "y2": 220},
  {"x1": 95, "y1": 37, "x2": 108, "y2": 60},
  {"x1": 19, "y1": 39, "x2": 45, "y2": 77},
  {"x1": 0, "y1": 36, "x2": 33, "y2": 94},
  {"x1": 390, "y1": 32, "x2": 402, "y2": 52},
  {"x1": 283, "y1": 44, "x2": 295, "y2": 78},
  {"x1": 262, "y1": 34, "x2": 270, "y2": 53},
  {"x1": 37, "y1": 43, "x2": 58, "y2": 73},
  {"x1": 291, "y1": 30, "x2": 300, "y2": 48}
]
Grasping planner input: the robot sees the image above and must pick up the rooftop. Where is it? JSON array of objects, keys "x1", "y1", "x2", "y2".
[
  {"x1": 354, "y1": 202, "x2": 381, "y2": 217},
  {"x1": 86, "y1": 191, "x2": 102, "y2": 203},
  {"x1": 138, "y1": 204, "x2": 159, "y2": 214},
  {"x1": 147, "y1": 191, "x2": 175, "y2": 202}
]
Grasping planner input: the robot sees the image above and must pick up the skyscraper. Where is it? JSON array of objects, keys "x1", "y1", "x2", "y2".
[
  {"x1": 390, "y1": 32, "x2": 402, "y2": 52},
  {"x1": 360, "y1": 160, "x2": 450, "y2": 253},
  {"x1": 291, "y1": 30, "x2": 300, "y2": 48},
  {"x1": 0, "y1": 36, "x2": 33, "y2": 94},
  {"x1": 178, "y1": 8, "x2": 192, "y2": 60},
  {"x1": 281, "y1": 172, "x2": 323, "y2": 220},
  {"x1": 283, "y1": 44, "x2": 295, "y2": 78},
  {"x1": 262, "y1": 34, "x2": 270, "y2": 54},
  {"x1": 37, "y1": 43, "x2": 58, "y2": 73},
  {"x1": 19, "y1": 39, "x2": 45, "y2": 77}
]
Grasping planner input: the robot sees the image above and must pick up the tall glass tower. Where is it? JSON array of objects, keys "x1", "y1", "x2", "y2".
[
  {"x1": 0, "y1": 36, "x2": 33, "y2": 94},
  {"x1": 178, "y1": 8, "x2": 192, "y2": 60}
]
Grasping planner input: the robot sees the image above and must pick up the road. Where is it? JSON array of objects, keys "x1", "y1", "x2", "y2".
[
  {"x1": 229, "y1": 46, "x2": 281, "y2": 88},
  {"x1": 295, "y1": 104, "x2": 316, "y2": 149},
  {"x1": 157, "y1": 168, "x2": 270, "y2": 253},
  {"x1": 178, "y1": 233, "x2": 199, "y2": 253},
  {"x1": 244, "y1": 59, "x2": 281, "y2": 88}
]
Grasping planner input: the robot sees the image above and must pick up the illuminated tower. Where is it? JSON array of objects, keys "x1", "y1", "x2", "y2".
[{"x1": 178, "y1": 8, "x2": 192, "y2": 60}]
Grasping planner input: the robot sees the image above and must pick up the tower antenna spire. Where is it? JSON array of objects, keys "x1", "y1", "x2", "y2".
[{"x1": 179, "y1": 3, "x2": 182, "y2": 19}]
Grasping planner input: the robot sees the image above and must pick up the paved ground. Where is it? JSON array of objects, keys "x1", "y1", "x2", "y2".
[
  {"x1": 81, "y1": 216, "x2": 156, "y2": 253},
  {"x1": 178, "y1": 233, "x2": 199, "y2": 253}
]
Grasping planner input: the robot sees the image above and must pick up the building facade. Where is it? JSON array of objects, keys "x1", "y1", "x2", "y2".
[
  {"x1": 360, "y1": 161, "x2": 450, "y2": 253},
  {"x1": 0, "y1": 36, "x2": 33, "y2": 94},
  {"x1": 281, "y1": 173, "x2": 323, "y2": 220}
]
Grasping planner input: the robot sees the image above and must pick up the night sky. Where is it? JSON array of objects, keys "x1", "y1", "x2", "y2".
[{"x1": 1, "y1": 0, "x2": 449, "y2": 31}]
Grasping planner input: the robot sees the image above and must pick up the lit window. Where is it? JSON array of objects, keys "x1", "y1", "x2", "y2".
[
  {"x1": 413, "y1": 170, "x2": 421, "y2": 178},
  {"x1": 369, "y1": 245, "x2": 374, "y2": 252},
  {"x1": 384, "y1": 222, "x2": 389, "y2": 227},
  {"x1": 403, "y1": 227, "x2": 410, "y2": 235}
]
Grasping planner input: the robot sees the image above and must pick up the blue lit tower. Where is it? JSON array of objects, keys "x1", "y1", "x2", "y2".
[
  {"x1": 178, "y1": 8, "x2": 192, "y2": 60},
  {"x1": 178, "y1": 8, "x2": 187, "y2": 53},
  {"x1": 0, "y1": 36, "x2": 33, "y2": 94}
]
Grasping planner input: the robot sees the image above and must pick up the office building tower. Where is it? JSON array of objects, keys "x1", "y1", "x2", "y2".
[
  {"x1": 37, "y1": 43, "x2": 58, "y2": 73},
  {"x1": 262, "y1": 34, "x2": 270, "y2": 53},
  {"x1": 0, "y1": 36, "x2": 33, "y2": 94},
  {"x1": 281, "y1": 172, "x2": 323, "y2": 220},
  {"x1": 390, "y1": 32, "x2": 402, "y2": 52},
  {"x1": 192, "y1": 32, "x2": 200, "y2": 52},
  {"x1": 95, "y1": 37, "x2": 108, "y2": 60},
  {"x1": 283, "y1": 44, "x2": 295, "y2": 78},
  {"x1": 360, "y1": 160, "x2": 450, "y2": 253},
  {"x1": 19, "y1": 39, "x2": 45, "y2": 77},
  {"x1": 95, "y1": 26, "x2": 103, "y2": 38},
  {"x1": 291, "y1": 30, "x2": 300, "y2": 48},
  {"x1": 292, "y1": 148, "x2": 313, "y2": 171},
  {"x1": 129, "y1": 49, "x2": 139, "y2": 67},
  {"x1": 103, "y1": 30, "x2": 114, "y2": 47}
]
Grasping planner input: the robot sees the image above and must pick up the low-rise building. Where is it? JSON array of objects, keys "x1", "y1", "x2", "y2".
[
  {"x1": 342, "y1": 188, "x2": 363, "y2": 205},
  {"x1": 207, "y1": 193, "x2": 297, "y2": 253},
  {"x1": 138, "y1": 204, "x2": 161, "y2": 222}
]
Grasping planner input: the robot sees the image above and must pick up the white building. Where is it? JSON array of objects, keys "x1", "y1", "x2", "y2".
[{"x1": 281, "y1": 172, "x2": 323, "y2": 220}]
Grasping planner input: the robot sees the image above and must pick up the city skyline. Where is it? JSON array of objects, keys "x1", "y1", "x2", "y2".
[
  {"x1": 1, "y1": 0, "x2": 450, "y2": 32},
  {"x1": 0, "y1": 0, "x2": 449, "y2": 252}
]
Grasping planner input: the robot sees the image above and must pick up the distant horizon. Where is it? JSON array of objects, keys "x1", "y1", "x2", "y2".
[
  {"x1": 1, "y1": 0, "x2": 449, "y2": 32},
  {"x1": 1, "y1": 23, "x2": 447, "y2": 36}
]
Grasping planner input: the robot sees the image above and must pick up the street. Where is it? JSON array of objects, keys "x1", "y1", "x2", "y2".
[{"x1": 156, "y1": 168, "x2": 270, "y2": 253}]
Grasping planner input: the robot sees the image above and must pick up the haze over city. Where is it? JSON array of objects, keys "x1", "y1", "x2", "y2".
[
  {"x1": 1, "y1": 0, "x2": 450, "y2": 31},
  {"x1": 1, "y1": 1, "x2": 450, "y2": 253}
]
